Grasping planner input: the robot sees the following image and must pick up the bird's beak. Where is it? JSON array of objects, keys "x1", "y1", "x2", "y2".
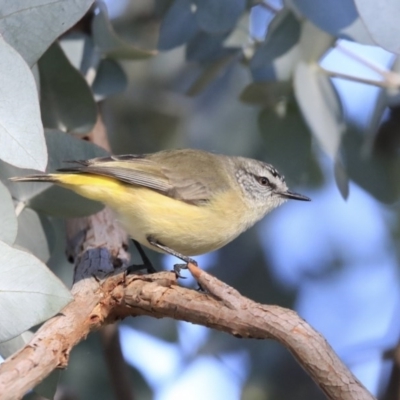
[{"x1": 280, "y1": 190, "x2": 311, "y2": 201}]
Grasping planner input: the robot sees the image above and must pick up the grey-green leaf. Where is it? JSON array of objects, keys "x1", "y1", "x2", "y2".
[
  {"x1": 0, "y1": 181, "x2": 17, "y2": 245},
  {"x1": 39, "y1": 42, "x2": 97, "y2": 135},
  {"x1": 290, "y1": 0, "x2": 373, "y2": 44},
  {"x1": 92, "y1": 58, "x2": 128, "y2": 101},
  {"x1": 14, "y1": 208, "x2": 52, "y2": 263},
  {"x1": 0, "y1": 37, "x2": 47, "y2": 171},
  {"x1": 8, "y1": 129, "x2": 108, "y2": 217},
  {"x1": 0, "y1": 241, "x2": 73, "y2": 342},
  {"x1": 251, "y1": 10, "x2": 301, "y2": 69},
  {"x1": 354, "y1": 0, "x2": 400, "y2": 54},
  {"x1": 194, "y1": 0, "x2": 245, "y2": 34},
  {"x1": 294, "y1": 61, "x2": 344, "y2": 159},
  {"x1": 158, "y1": 0, "x2": 199, "y2": 50},
  {"x1": 0, "y1": 0, "x2": 94, "y2": 66},
  {"x1": 92, "y1": 3, "x2": 156, "y2": 59},
  {"x1": 0, "y1": 331, "x2": 33, "y2": 359}
]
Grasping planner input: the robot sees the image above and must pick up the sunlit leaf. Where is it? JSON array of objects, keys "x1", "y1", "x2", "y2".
[
  {"x1": 9, "y1": 130, "x2": 108, "y2": 217},
  {"x1": 0, "y1": 0, "x2": 93, "y2": 66},
  {"x1": 193, "y1": 0, "x2": 245, "y2": 35},
  {"x1": 0, "y1": 181, "x2": 17, "y2": 246},
  {"x1": 92, "y1": 3, "x2": 156, "y2": 59},
  {"x1": 294, "y1": 61, "x2": 344, "y2": 159},
  {"x1": 0, "y1": 37, "x2": 46, "y2": 171},
  {"x1": 39, "y1": 42, "x2": 97, "y2": 135},
  {"x1": 354, "y1": 0, "x2": 400, "y2": 54},
  {"x1": 158, "y1": 0, "x2": 199, "y2": 50},
  {"x1": 0, "y1": 241, "x2": 73, "y2": 342},
  {"x1": 298, "y1": 21, "x2": 334, "y2": 63},
  {"x1": 59, "y1": 32, "x2": 96, "y2": 75},
  {"x1": 290, "y1": 0, "x2": 373, "y2": 44}
]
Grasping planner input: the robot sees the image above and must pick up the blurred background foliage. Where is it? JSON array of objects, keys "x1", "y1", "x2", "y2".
[{"x1": 1, "y1": 0, "x2": 400, "y2": 399}]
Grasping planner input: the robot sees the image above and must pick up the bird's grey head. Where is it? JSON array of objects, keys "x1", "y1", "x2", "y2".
[{"x1": 234, "y1": 158, "x2": 310, "y2": 214}]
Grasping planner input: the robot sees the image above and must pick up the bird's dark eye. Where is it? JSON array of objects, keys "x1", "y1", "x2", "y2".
[{"x1": 257, "y1": 176, "x2": 270, "y2": 186}]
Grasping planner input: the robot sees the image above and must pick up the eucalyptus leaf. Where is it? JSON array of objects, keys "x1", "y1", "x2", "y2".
[
  {"x1": 294, "y1": 61, "x2": 344, "y2": 159},
  {"x1": 187, "y1": 51, "x2": 240, "y2": 96},
  {"x1": 0, "y1": 241, "x2": 73, "y2": 342},
  {"x1": 186, "y1": 31, "x2": 227, "y2": 63},
  {"x1": 0, "y1": 37, "x2": 46, "y2": 171},
  {"x1": 92, "y1": 3, "x2": 156, "y2": 60},
  {"x1": 354, "y1": 0, "x2": 400, "y2": 54},
  {"x1": 334, "y1": 158, "x2": 349, "y2": 200},
  {"x1": 92, "y1": 58, "x2": 128, "y2": 101},
  {"x1": 14, "y1": 208, "x2": 53, "y2": 263},
  {"x1": 24, "y1": 130, "x2": 107, "y2": 217},
  {"x1": 258, "y1": 101, "x2": 313, "y2": 184},
  {"x1": 193, "y1": 0, "x2": 245, "y2": 35},
  {"x1": 251, "y1": 10, "x2": 301, "y2": 69},
  {"x1": 0, "y1": 0, "x2": 93, "y2": 66},
  {"x1": 0, "y1": 181, "x2": 17, "y2": 246},
  {"x1": 342, "y1": 127, "x2": 400, "y2": 203},
  {"x1": 158, "y1": 0, "x2": 199, "y2": 50},
  {"x1": 59, "y1": 32, "x2": 96, "y2": 76},
  {"x1": 39, "y1": 42, "x2": 97, "y2": 135},
  {"x1": 298, "y1": 21, "x2": 334, "y2": 63},
  {"x1": 290, "y1": 0, "x2": 372, "y2": 44},
  {"x1": 240, "y1": 81, "x2": 292, "y2": 107},
  {"x1": 9, "y1": 129, "x2": 108, "y2": 217},
  {"x1": 0, "y1": 330, "x2": 33, "y2": 359}
]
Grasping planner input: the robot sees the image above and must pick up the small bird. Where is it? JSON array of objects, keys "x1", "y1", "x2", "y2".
[{"x1": 11, "y1": 149, "x2": 310, "y2": 271}]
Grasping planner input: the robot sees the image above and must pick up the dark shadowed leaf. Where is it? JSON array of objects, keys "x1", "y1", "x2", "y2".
[
  {"x1": 39, "y1": 42, "x2": 97, "y2": 135},
  {"x1": 294, "y1": 61, "x2": 344, "y2": 159},
  {"x1": 187, "y1": 51, "x2": 240, "y2": 96},
  {"x1": 92, "y1": 3, "x2": 156, "y2": 59},
  {"x1": 258, "y1": 101, "x2": 314, "y2": 184},
  {"x1": 193, "y1": 0, "x2": 245, "y2": 34},
  {"x1": 342, "y1": 127, "x2": 400, "y2": 203},
  {"x1": 0, "y1": 0, "x2": 93, "y2": 66},
  {"x1": 0, "y1": 241, "x2": 72, "y2": 342},
  {"x1": 92, "y1": 58, "x2": 128, "y2": 101},
  {"x1": 354, "y1": 0, "x2": 400, "y2": 53},
  {"x1": 0, "y1": 181, "x2": 17, "y2": 246},
  {"x1": 158, "y1": 0, "x2": 199, "y2": 50},
  {"x1": 0, "y1": 37, "x2": 46, "y2": 171},
  {"x1": 334, "y1": 158, "x2": 349, "y2": 199},
  {"x1": 251, "y1": 10, "x2": 301, "y2": 69},
  {"x1": 240, "y1": 81, "x2": 292, "y2": 107},
  {"x1": 186, "y1": 31, "x2": 227, "y2": 62}
]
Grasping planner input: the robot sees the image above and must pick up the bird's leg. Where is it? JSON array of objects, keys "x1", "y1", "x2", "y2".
[
  {"x1": 127, "y1": 239, "x2": 157, "y2": 274},
  {"x1": 147, "y1": 235, "x2": 197, "y2": 278}
]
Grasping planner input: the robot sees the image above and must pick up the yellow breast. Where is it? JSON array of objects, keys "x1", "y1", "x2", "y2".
[{"x1": 59, "y1": 174, "x2": 253, "y2": 256}]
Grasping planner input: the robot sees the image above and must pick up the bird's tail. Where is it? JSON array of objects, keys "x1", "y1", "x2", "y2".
[{"x1": 9, "y1": 174, "x2": 59, "y2": 183}]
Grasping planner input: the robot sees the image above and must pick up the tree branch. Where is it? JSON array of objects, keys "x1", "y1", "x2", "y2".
[{"x1": 0, "y1": 253, "x2": 375, "y2": 400}]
